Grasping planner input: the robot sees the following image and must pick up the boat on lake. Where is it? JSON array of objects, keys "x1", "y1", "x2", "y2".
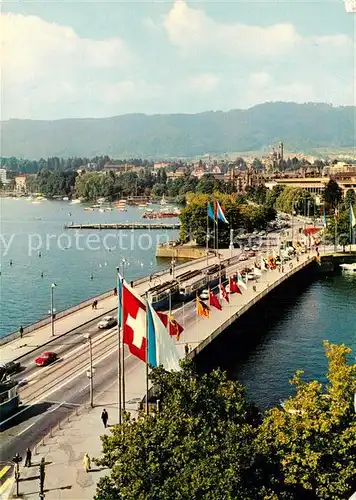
[{"x1": 340, "y1": 263, "x2": 356, "y2": 272}]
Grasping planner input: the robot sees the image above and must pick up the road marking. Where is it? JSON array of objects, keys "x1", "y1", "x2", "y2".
[
  {"x1": 0, "y1": 466, "x2": 10, "y2": 480},
  {"x1": 0, "y1": 477, "x2": 14, "y2": 497},
  {"x1": 18, "y1": 328, "x2": 116, "y2": 385},
  {"x1": 0, "y1": 343, "x2": 120, "y2": 428}
]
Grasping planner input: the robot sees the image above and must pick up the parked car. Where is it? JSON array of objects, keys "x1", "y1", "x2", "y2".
[
  {"x1": 252, "y1": 245, "x2": 259, "y2": 251},
  {"x1": 247, "y1": 251, "x2": 256, "y2": 257},
  {"x1": 199, "y1": 289, "x2": 209, "y2": 300},
  {"x1": 34, "y1": 351, "x2": 57, "y2": 367},
  {"x1": 244, "y1": 246, "x2": 251, "y2": 251},
  {"x1": 0, "y1": 361, "x2": 21, "y2": 378},
  {"x1": 97, "y1": 315, "x2": 117, "y2": 329}
]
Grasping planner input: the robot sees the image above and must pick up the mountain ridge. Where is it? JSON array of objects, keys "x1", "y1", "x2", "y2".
[{"x1": 1, "y1": 102, "x2": 354, "y2": 159}]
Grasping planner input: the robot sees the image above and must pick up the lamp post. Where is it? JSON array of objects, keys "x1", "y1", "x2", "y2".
[
  {"x1": 84, "y1": 334, "x2": 95, "y2": 407},
  {"x1": 50, "y1": 283, "x2": 57, "y2": 337},
  {"x1": 116, "y1": 259, "x2": 127, "y2": 423}
]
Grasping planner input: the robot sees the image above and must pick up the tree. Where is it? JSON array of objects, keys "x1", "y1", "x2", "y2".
[
  {"x1": 256, "y1": 342, "x2": 356, "y2": 499},
  {"x1": 95, "y1": 361, "x2": 260, "y2": 500},
  {"x1": 323, "y1": 180, "x2": 342, "y2": 209},
  {"x1": 345, "y1": 189, "x2": 356, "y2": 207}
]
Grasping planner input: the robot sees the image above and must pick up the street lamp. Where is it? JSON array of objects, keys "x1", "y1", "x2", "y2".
[
  {"x1": 84, "y1": 334, "x2": 95, "y2": 407},
  {"x1": 50, "y1": 283, "x2": 57, "y2": 337}
]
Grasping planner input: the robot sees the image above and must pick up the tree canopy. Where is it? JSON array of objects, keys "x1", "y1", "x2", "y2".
[{"x1": 95, "y1": 343, "x2": 355, "y2": 500}]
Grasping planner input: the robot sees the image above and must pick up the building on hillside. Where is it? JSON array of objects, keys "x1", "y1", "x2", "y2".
[
  {"x1": 167, "y1": 169, "x2": 186, "y2": 180},
  {"x1": 265, "y1": 175, "x2": 356, "y2": 199},
  {"x1": 0, "y1": 168, "x2": 10, "y2": 185},
  {"x1": 154, "y1": 162, "x2": 170, "y2": 171},
  {"x1": 323, "y1": 162, "x2": 356, "y2": 176},
  {"x1": 102, "y1": 163, "x2": 143, "y2": 174},
  {"x1": 14, "y1": 174, "x2": 34, "y2": 193}
]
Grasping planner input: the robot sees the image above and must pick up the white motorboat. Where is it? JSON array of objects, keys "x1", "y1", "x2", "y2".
[{"x1": 340, "y1": 263, "x2": 356, "y2": 272}]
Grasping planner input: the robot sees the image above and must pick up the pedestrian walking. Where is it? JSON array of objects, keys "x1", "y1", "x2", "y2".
[
  {"x1": 184, "y1": 344, "x2": 189, "y2": 356},
  {"x1": 113, "y1": 287, "x2": 117, "y2": 296},
  {"x1": 92, "y1": 301, "x2": 95, "y2": 310},
  {"x1": 101, "y1": 409, "x2": 108, "y2": 428},
  {"x1": 83, "y1": 453, "x2": 91, "y2": 472},
  {"x1": 94, "y1": 300, "x2": 98, "y2": 310},
  {"x1": 25, "y1": 447, "x2": 32, "y2": 467},
  {"x1": 19, "y1": 325, "x2": 24, "y2": 339}
]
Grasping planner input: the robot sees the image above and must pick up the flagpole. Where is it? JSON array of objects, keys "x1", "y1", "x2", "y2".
[
  {"x1": 121, "y1": 266, "x2": 126, "y2": 412},
  {"x1": 145, "y1": 295, "x2": 149, "y2": 416},
  {"x1": 350, "y1": 205, "x2": 353, "y2": 252},
  {"x1": 116, "y1": 267, "x2": 122, "y2": 425},
  {"x1": 206, "y1": 204, "x2": 209, "y2": 265}
]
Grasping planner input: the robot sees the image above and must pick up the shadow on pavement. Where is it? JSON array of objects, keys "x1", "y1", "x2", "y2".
[{"x1": 0, "y1": 402, "x2": 53, "y2": 431}]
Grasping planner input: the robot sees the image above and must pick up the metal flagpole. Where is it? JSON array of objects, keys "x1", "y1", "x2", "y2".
[
  {"x1": 116, "y1": 267, "x2": 122, "y2": 425},
  {"x1": 121, "y1": 263, "x2": 126, "y2": 412},
  {"x1": 145, "y1": 295, "x2": 149, "y2": 416},
  {"x1": 334, "y1": 205, "x2": 338, "y2": 252},
  {"x1": 206, "y1": 205, "x2": 209, "y2": 265},
  {"x1": 350, "y1": 205, "x2": 353, "y2": 252}
]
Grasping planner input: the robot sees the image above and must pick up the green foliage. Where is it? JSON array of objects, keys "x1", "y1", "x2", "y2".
[
  {"x1": 345, "y1": 189, "x2": 356, "y2": 207},
  {"x1": 95, "y1": 344, "x2": 355, "y2": 500},
  {"x1": 323, "y1": 180, "x2": 343, "y2": 209},
  {"x1": 26, "y1": 169, "x2": 77, "y2": 197},
  {"x1": 95, "y1": 361, "x2": 259, "y2": 500},
  {"x1": 275, "y1": 187, "x2": 316, "y2": 215},
  {"x1": 179, "y1": 192, "x2": 275, "y2": 246},
  {"x1": 324, "y1": 203, "x2": 354, "y2": 245},
  {"x1": 256, "y1": 342, "x2": 356, "y2": 499}
]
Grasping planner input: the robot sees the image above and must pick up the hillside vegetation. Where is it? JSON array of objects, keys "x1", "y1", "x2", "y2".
[{"x1": 1, "y1": 102, "x2": 353, "y2": 159}]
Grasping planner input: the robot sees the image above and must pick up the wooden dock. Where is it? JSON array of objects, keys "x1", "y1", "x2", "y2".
[{"x1": 64, "y1": 222, "x2": 181, "y2": 230}]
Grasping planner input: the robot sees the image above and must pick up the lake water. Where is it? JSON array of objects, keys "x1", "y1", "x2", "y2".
[
  {"x1": 197, "y1": 270, "x2": 356, "y2": 410},
  {"x1": 0, "y1": 198, "x2": 178, "y2": 336}
]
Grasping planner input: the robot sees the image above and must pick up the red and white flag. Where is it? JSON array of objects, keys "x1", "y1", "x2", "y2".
[
  {"x1": 157, "y1": 312, "x2": 184, "y2": 339},
  {"x1": 123, "y1": 282, "x2": 147, "y2": 362},
  {"x1": 209, "y1": 289, "x2": 222, "y2": 310},
  {"x1": 229, "y1": 275, "x2": 241, "y2": 295},
  {"x1": 219, "y1": 282, "x2": 229, "y2": 303}
]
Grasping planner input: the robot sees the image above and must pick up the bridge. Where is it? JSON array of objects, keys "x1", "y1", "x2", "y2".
[{"x1": 1, "y1": 245, "x2": 355, "y2": 497}]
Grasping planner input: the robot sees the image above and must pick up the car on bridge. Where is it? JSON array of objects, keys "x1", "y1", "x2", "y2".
[
  {"x1": 34, "y1": 351, "x2": 58, "y2": 367},
  {"x1": 199, "y1": 289, "x2": 209, "y2": 300},
  {"x1": 97, "y1": 315, "x2": 117, "y2": 329}
]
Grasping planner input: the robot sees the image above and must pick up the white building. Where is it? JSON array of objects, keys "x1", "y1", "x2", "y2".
[{"x1": 0, "y1": 168, "x2": 10, "y2": 185}]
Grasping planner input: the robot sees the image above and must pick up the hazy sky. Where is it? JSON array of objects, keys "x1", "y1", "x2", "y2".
[{"x1": 1, "y1": 0, "x2": 355, "y2": 120}]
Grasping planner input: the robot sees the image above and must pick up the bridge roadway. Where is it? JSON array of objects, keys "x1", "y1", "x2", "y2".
[{"x1": 1, "y1": 252, "x2": 315, "y2": 472}]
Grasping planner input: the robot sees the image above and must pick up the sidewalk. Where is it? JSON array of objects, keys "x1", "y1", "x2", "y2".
[
  {"x1": 14, "y1": 377, "x2": 126, "y2": 500},
  {"x1": 1, "y1": 252, "x2": 229, "y2": 364}
]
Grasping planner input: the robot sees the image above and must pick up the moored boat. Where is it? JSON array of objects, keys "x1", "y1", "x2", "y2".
[{"x1": 340, "y1": 263, "x2": 356, "y2": 272}]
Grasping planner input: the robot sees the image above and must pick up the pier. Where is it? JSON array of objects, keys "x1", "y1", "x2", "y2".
[{"x1": 64, "y1": 222, "x2": 181, "y2": 230}]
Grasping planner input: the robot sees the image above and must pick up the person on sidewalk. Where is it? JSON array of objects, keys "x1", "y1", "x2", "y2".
[
  {"x1": 83, "y1": 453, "x2": 91, "y2": 472},
  {"x1": 113, "y1": 287, "x2": 118, "y2": 296},
  {"x1": 101, "y1": 409, "x2": 109, "y2": 428},
  {"x1": 25, "y1": 447, "x2": 32, "y2": 467},
  {"x1": 19, "y1": 325, "x2": 24, "y2": 339},
  {"x1": 184, "y1": 344, "x2": 189, "y2": 356}
]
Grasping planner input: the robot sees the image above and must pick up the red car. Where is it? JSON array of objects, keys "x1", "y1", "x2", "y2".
[{"x1": 34, "y1": 351, "x2": 57, "y2": 367}]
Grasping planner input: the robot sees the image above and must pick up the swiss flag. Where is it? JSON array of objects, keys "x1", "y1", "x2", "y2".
[
  {"x1": 123, "y1": 282, "x2": 147, "y2": 362},
  {"x1": 229, "y1": 276, "x2": 241, "y2": 295},
  {"x1": 219, "y1": 282, "x2": 229, "y2": 303},
  {"x1": 209, "y1": 289, "x2": 222, "y2": 310}
]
